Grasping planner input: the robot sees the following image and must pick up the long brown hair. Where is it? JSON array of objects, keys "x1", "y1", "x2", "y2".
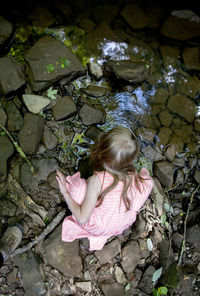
[{"x1": 90, "y1": 126, "x2": 145, "y2": 211}]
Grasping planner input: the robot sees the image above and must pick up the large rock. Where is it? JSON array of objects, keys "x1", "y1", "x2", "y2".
[
  {"x1": 44, "y1": 224, "x2": 83, "y2": 278},
  {"x1": 22, "y1": 94, "x2": 50, "y2": 114},
  {"x1": 25, "y1": 35, "x2": 86, "y2": 91},
  {"x1": 79, "y1": 103, "x2": 106, "y2": 126},
  {"x1": 121, "y1": 241, "x2": 141, "y2": 273},
  {"x1": 5, "y1": 101, "x2": 23, "y2": 132},
  {"x1": 104, "y1": 60, "x2": 150, "y2": 84},
  {"x1": 0, "y1": 57, "x2": 25, "y2": 94},
  {"x1": 167, "y1": 94, "x2": 197, "y2": 123},
  {"x1": 0, "y1": 16, "x2": 13, "y2": 44},
  {"x1": 51, "y1": 96, "x2": 77, "y2": 120},
  {"x1": 0, "y1": 136, "x2": 14, "y2": 183},
  {"x1": 121, "y1": 5, "x2": 150, "y2": 29},
  {"x1": 161, "y1": 15, "x2": 200, "y2": 40},
  {"x1": 95, "y1": 239, "x2": 121, "y2": 265},
  {"x1": 153, "y1": 160, "x2": 174, "y2": 188},
  {"x1": 19, "y1": 113, "x2": 45, "y2": 155}
]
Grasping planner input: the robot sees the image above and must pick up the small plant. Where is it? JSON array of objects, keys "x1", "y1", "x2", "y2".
[
  {"x1": 46, "y1": 64, "x2": 55, "y2": 73},
  {"x1": 47, "y1": 86, "x2": 58, "y2": 100},
  {"x1": 152, "y1": 286, "x2": 168, "y2": 296},
  {"x1": 59, "y1": 57, "x2": 70, "y2": 68},
  {"x1": 46, "y1": 58, "x2": 70, "y2": 73}
]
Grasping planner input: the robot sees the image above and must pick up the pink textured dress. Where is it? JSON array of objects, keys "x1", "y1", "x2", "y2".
[{"x1": 62, "y1": 168, "x2": 154, "y2": 251}]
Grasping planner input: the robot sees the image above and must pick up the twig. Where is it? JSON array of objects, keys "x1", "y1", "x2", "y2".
[
  {"x1": 0, "y1": 123, "x2": 35, "y2": 173},
  {"x1": 12, "y1": 209, "x2": 66, "y2": 256},
  {"x1": 177, "y1": 184, "x2": 200, "y2": 267}
]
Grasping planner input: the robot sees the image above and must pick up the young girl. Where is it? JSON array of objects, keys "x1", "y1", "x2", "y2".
[{"x1": 56, "y1": 126, "x2": 154, "y2": 251}]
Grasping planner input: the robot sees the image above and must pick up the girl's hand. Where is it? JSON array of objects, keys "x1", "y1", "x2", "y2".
[{"x1": 56, "y1": 170, "x2": 68, "y2": 196}]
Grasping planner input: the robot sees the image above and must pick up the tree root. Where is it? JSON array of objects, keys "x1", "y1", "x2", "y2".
[{"x1": 12, "y1": 209, "x2": 66, "y2": 256}]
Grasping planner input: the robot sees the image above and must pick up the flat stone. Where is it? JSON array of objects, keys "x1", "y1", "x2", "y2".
[
  {"x1": 161, "y1": 15, "x2": 200, "y2": 40},
  {"x1": 85, "y1": 126, "x2": 103, "y2": 141},
  {"x1": 182, "y1": 47, "x2": 200, "y2": 70},
  {"x1": 0, "y1": 16, "x2": 13, "y2": 44},
  {"x1": 121, "y1": 241, "x2": 141, "y2": 273},
  {"x1": 51, "y1": 96, "x2": 77, "y2": 120},
  {"x1": 121, "y1": 5, "x2": 150, "y2": 29},
  {"x1": 0, "y1": 136, "x2": 14, "y2": 183},
  {"x1": 22, "y1": 94, "x2": 50, "y2": 114},
  {"x1": 101, "y1": 282, "x2": 124, "y2": 296},
  {"x1": 25, "y1": 35, "x2": 86, "y2": 91},
  {"x1": 42, "y1": 125, "x2": 58, "y2": 150},
  {"x1": 44, "y1": 224, "x2": 83, "y2": 278},
  {"x1": 0, "y1": 107, "x2": 7, "y2": 126},
  {"x1": 153, "y1": 160, "x2": 175, "y2": 188},
  {"x1": 114, "y1": 265, "x2": 127, "y2": 284},
  {"x1": 80, "y1": 85, "x2": 109, "y2": 97},
  {"x1": 0, "y1": 57, "x2": 25, "y2": 94},
  {"x1": 79, "y1": 103, "x2": 106, "y2": 126},
  {"x1": 19, "y1": 113, "x2": 45, "y2": 155},
  {"x1": 5, "y1": 101, "x2": 23, "y2": 132},
  {"x1": 95, "y1": 239, "x2": 121, "y2": 265}
]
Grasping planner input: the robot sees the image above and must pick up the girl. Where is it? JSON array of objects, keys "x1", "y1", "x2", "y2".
[{"x1": 56, "y1": 126, "x2": 153, "y2": 251}]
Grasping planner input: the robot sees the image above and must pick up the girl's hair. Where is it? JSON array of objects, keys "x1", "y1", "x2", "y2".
[{"x1": 90, "y1": 126, "x2": 145, "y2": 210}]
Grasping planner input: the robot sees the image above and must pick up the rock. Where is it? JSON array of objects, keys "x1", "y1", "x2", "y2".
[
  {"x1": 172, "y1": 232, "x2": 183, "y2": 249},
  {"x1": 151, "y1": 104, "x2": 166, "y2": 116},
  {"x1": 51, "y1": 96, "x2": 77, "y2": 120},
  {"x1": 159, "y1": 109, "x2": 173, "y2": 127},
  {"x1": 75, "y1": 281, "x2": 92, "y2": 292},
  {"x1": 103, "y1": 60, "x2": 151, "y2": 84},
  {"x1": 28, "y1": 4, "x2": 55, "y2": 27},
  {"x1": 97, "y1": 265, "x2": 113, "y2": 283},
  {"x1": 79, "y1": 103, "x2": 106, "y2": 126},
  {"x1": 85, "y1": 126, "x2": 103, "y2": 141},
  {"x1": 14, "y1": 250, "x2": 46, "y2": 296},
  {"x1": 25, "y1": 35, "x2": 86, "y2": 91},
  {"x1": 188, "y1": 157, "x2": 197, "y2": 169},
  {"x1": 121, "y1": 5, "x2": 150, "y2": 29},
  {"x1": 167, "y1": 94, "x2": 197, "y2": 122},
  {"x1": 194, "y1": 118, "x2": 200, "y2": 131},
  {"x1": 0, "y1": 16, "x2": 13, "y2": 44},
  {"x1": 44, "y1": 224, "x2": 83, "y2": 278},
  {"x1": 161, "y1": 15, "x2": 200, "y2": 40},
  {"x1": 141, "y1": 145, "x2": 165, "y2": 162},
  {"x1": 0, "y1": 57, "x2": 25, "y2": 94},
  {"x1": 153, "y1": 160, "x2": 175, "y2": 188},
  {"x1": 0, "y1": 198, "x2": 17, "y2": 216},
  {"x1": 151, "y1": 177, "x2": 165, "y2": 216},
  {"x1": 53, "y1": 1, "x2": 72, "y2": 19},
  {"x1": 159, "y1": 45, "x2": 180, "y2": 67},
  {"x1": 95, "y1": 239, "x2": 121, "y2": 265},
  {"x1": 42, "y1": 125, "x2": 58, "y2": 150},
  {"x1": 138, "y1": 265, "x2": 155, "y2": 294},
  {"x1": 20, "y1": 158, "x2": 58, "y2": 191},
  {"x1": 80, "y1": 85, "x2": 109, "y2": 97},
  {"x1": 150, "y1": 87, "x2": 169, "y2": 105},
  {"x1": 22, "y1": 94, "x2": 50, "y2": 114},
  {"x1": 6, "y1": 268, "x2": 18, "y2": 285},
  {"x1": 5, "y1": 101, "x2": 23, "y2": 132},
  {"x1": 19, "y1": 113, "x2": 45, "y2": 155},
  {"x1": 79, "y1": 18, "x2": 96, "y2": 32},
  {"x1": 176, "y1": 76, "x2": 200, "y2": 99},
  {"x1": 0, "y1": 107, "x2": 7, "y2": 126},
  {"x1": 169, "y1": 134, "x2": 184, "y2": 152},
  {"x1": 121, "y1": 241, "x2": 141, "y2": 273},
  {"x1": 194, "y1": 170, "x2": 200, "y2": 184},
  {"x1": 92, "y1": 4, "x2": 119, "y2": 25},
  {"x1": 87, "y1": 62, "x2": 103, "y2": 80},
  {"x1": 130, "y1": 213, "x2": 146, "y2": 240},
  {"x1": 157, "y1": 127, "x2": 172, "y2": 146},
  {"x1": 175, "y1": 169, "x2": 184, "y2": 185},
  {"x1": 137, "y1": 127, "x2": 157, "y2": 142},
  {"x1": 159, "y1": 238, "x2": 175, "y2": 271},
  {"x1": 173, "y1": 157, "x2": 185, "y2": 167},
  {"x1": 173, "y1": 125, "x2": 193, "y2": 144},
  {"x1": 182, "y1": 47, "x2": 200, "y2": 70},
  {"x1": 114, "y1": 265, "x2": 127, "y2": 284},
  {"x1": 165, "y1": 144, "x2": 177, "y2": 161},
  {"x1": 100, "y1": 282, "x2": 124, "y2": 296},
  {"x1": 0, "y1": 136, "x2": 14, "y2": 183}
]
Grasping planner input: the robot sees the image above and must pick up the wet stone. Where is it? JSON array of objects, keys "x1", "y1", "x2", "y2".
[
  {"x1": 85, "y1": 125, "x2": 103, "y2": 141},
  {"x1": 79, "y1": 103, "x2": 106, "y2": 126},
  {"x1": 0, "y1": 107, "x2": 7, "y2": 126},
  {"x1": 80, "y1": 85, "x2": 109, "y2": 97},
  {"x1": 153, "y1": 160, "x2": 174, "y2": 188},
  {"x1": 95, "y1": 238, "x2": 121, "y2": 265},
  {"x1": 0, "y1": 57, "x2": 25, "y2": 94},
  {"x1": 19, "y1": 113, "x2": 44, "y2": 155},
  {"x1": 51, "y1": 96, "x2": 77, "y2": 121},
  {"x1": 5, "y1": 101, "x2": 23, "y2": 132},
  {"x1": 87, "y1": 61, "x2": 103, "y2": 80}
]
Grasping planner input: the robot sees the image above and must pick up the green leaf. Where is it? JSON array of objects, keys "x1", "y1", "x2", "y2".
[
  {"x1": 147, "y1": 238, "x2": 153, "y2": 251},
  {"x1": 152, "y1": 288, "x2": 160, "y2": 296},
  {"x1": 47, "y1": 86, "x2": 58, "y2": 100},
  {"x1": 158, "y1": 286, "x2": 168, "y2": 295},
  {"x1": 0, "y1": 131, "x2": 6, "y2": 136},
  {"x1": 152, "y1": 267, "x2": 163, "y2": 284},
  {"x1": 46, "y1": 64, "x2": 55, "y2": 73},
  {"x1": 59, "y1": 58, "x2": 70, "y2": 68},
  {"x1": 160, "y1": 214, "x2": 167, "y2": 224},
  {"x1": 164, "y1": 203, "x2": 174, "y2": 213},
  {"x1": 124, "y1": 283, "x2": 131, "y2": 291}
]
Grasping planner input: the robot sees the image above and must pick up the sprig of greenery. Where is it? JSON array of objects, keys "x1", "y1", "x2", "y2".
[
  {"x1": 0, "y1": 123, "x2": 35, "y2": 173},
  {"x1": 46, "y1": 58, "x2": 70, "y2": 73},
  {"x1": 47, "y1": 86, "x2": 58, "y2": 100}
]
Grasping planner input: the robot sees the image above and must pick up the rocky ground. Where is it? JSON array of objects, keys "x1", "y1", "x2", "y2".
[{"x1": 0, "y1": 1, "x2": 200, "y2": 295}]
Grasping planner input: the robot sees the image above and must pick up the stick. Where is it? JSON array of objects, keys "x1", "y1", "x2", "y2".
[
  {"x1": 177, "y1": 184, "x2": 200, "y2": 267},
  {"x1": 12, "y1": 209, "x2": 66, "y2": 256}
]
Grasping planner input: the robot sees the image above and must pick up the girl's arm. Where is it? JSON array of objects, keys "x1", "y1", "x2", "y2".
[{"x1": 56, "y1": 171, "x2": 101, "y2": 224}]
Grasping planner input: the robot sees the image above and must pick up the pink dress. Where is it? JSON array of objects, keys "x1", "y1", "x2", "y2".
[{"x1": 62, "y1": 168, "x2": 154, "y2": 251}]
